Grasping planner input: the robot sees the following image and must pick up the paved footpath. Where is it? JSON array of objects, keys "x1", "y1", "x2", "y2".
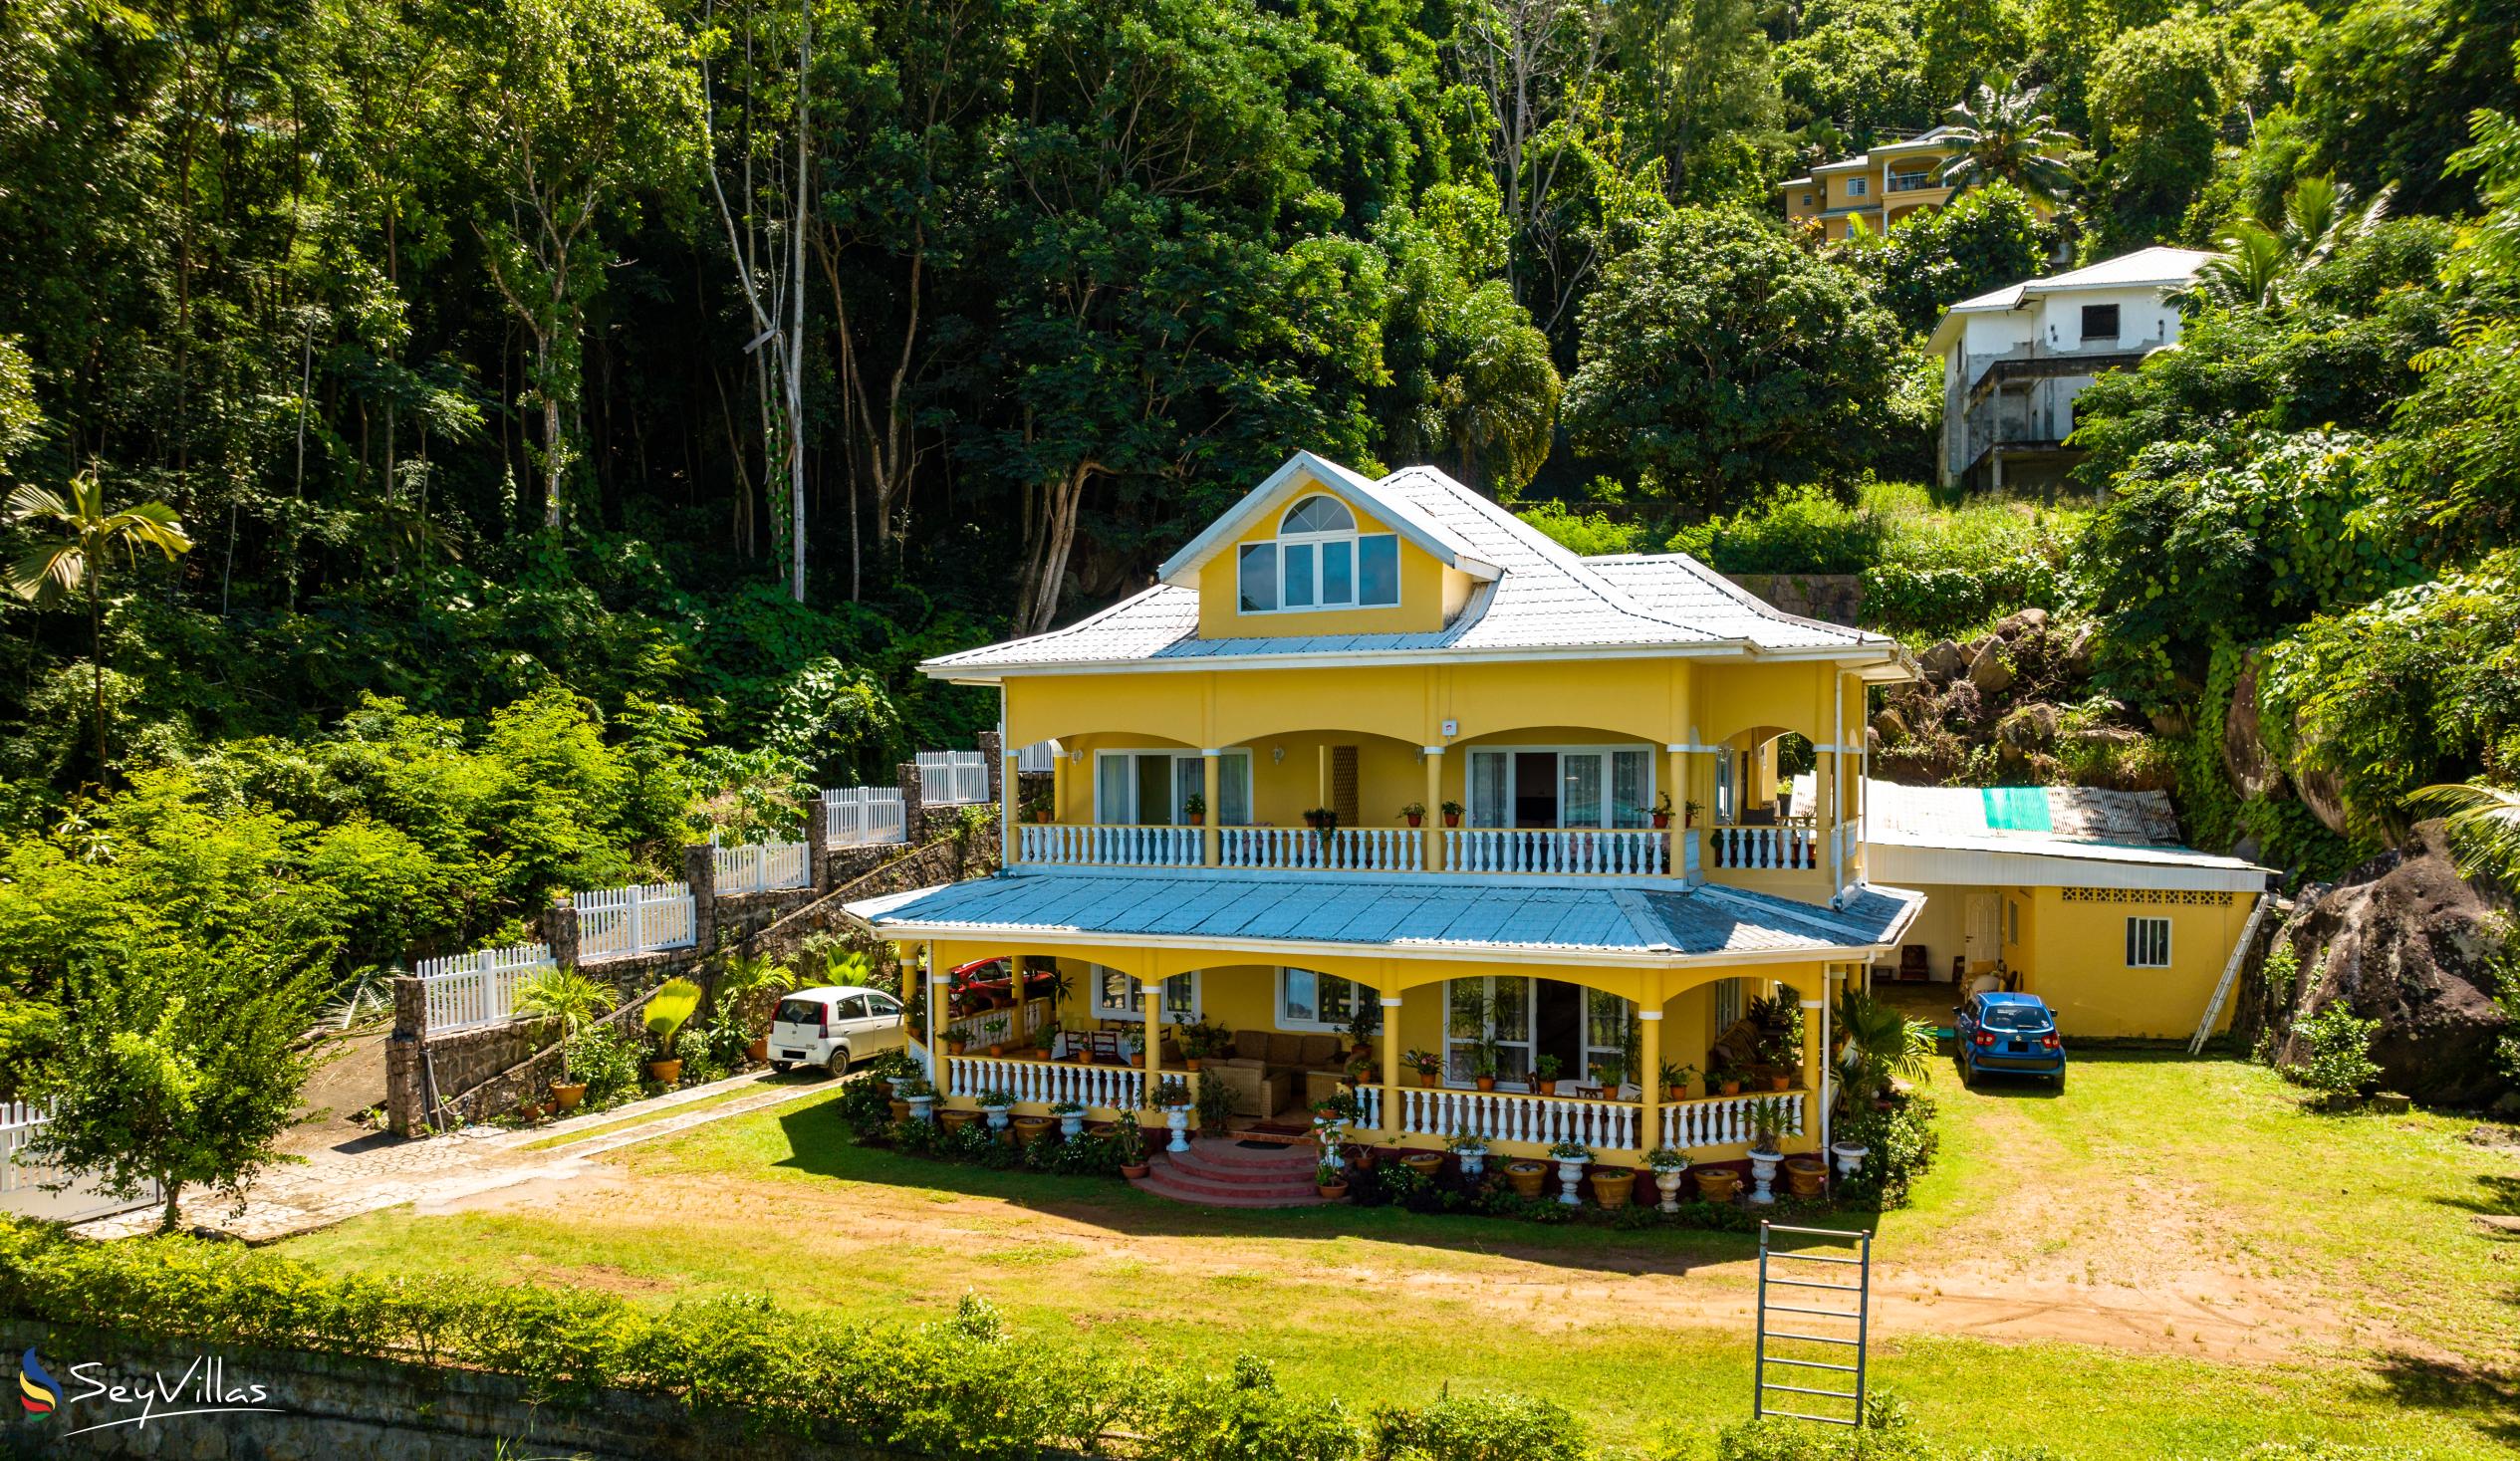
[{"x1": 75, "y1": 1070, "x2": 840, "y2": 1243}]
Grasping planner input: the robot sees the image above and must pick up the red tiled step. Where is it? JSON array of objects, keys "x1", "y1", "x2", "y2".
[{"x1": 1134, "y1": 1142, "x2": 1328, "y2": 1208}]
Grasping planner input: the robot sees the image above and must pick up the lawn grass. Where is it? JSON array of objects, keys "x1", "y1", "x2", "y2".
[
  {"x1": 510, "y1": 1079, "x2": 818, "y2": 1152},
  {"x1": 280, "y1": 1054, "x2": 2520, "y2": 1458}
]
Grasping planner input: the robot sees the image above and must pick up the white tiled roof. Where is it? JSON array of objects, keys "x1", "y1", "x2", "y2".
[
  {"x1": 922, "y1": 460, "x2": 1890, "y2": 677},
  {"x1": 1944, "y1": 246, "x2": 2216, "y2": 315},
  {"x1": 849, "y1": 868, "x2": 1923, "y2": 962}
]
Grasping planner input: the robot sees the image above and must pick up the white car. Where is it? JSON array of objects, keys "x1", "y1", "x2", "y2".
[{"x1": 767, "y1": 984, "x2": 906, "y2": 1075}]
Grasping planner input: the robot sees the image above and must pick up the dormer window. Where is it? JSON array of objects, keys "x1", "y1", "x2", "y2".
[{"x1": 1236, "y1": 494, "x2": 1400, "y2": 613}]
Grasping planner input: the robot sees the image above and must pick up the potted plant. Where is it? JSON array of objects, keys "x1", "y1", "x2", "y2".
[
  {"x1": 1531, "y1": 1054, "x2": 1564, "y2": 1096},
  {"x1": 977, "y1": 1088, "x2": 1016, "y2": 1131},
  {"x1": 1013, "y1": 1111, "x2": 1055, "y2": 1145},
  {"x1": 1344, "y1": 1003, "x2": 1379, "y2": 1063},
  {"x1": 1177, "y1": 1020, "x2": 1210, "y2": 1071},
  {"x1": 1695, "y1": 1165, "x2": 1742, "y2": 1202},
  {"x1": 940, "y1": 1104, "x2": 980, "y2": 1135},
  {"x1": 1470, "y1": 1040, "x2": 1500, "y2": 1093},
  {"x1": 1505, "y1": 1158, "x2": 1548, "y2": 1199},
  {"x1": 1315, "y1": 1159, "x2": 1350, "y2": 1200},
  {"x1": 1590, "y1": 1054, "x2": 1627, "y2": 1094},
  {"x1": 1711, "y1": 1056, "x2": 1743, "y2": 1097},
  {"x1": 1683, "y1": 798, "x2": 1702, "y2": 828},
  {"x1": 1154, "y1": 1076, "x2": 1193, "y2": 1151},
  {"x1": 1115, "y1": 1111, "x2": 1151, "y2": 1179},
  {"x1": 1399, "y1": 801, "x2": 1425, "y2": 828},
  {"x1": 516, "y1": 968, "x2": 618, "y2": 1111},
  {"x1": 1660, "y1": 1061, "x2": 1697, "y2": 1101},
  {"x1": 1404, "y1": 1048, "x2": 1443, "y2": 1087},
  {"x1": 1440, "y1": 800, "x2": 1463, "y2": 828},
  {"x1": 1193, "y1": 1066, "x2": 1237, "y2": 1137},
  {"x1": 1645, "y1": 1146, "x2": 1689, "y2": 1212},
  {"x1": 901, "y1": 1075, "x2": 936, "y2": 1123},
  {"x1": 641, "y1": 977, "x2": 702, "y2": 1085},
  {"x1": 1302, "y1": 807, "x2": 1327, "y2": 830},
  {"x1": 1344, "y1": 1051, "x2": 1379, "y2": 1088},
  {"x1": 1546, "y1": 1140, "x2": 1592, "y2": 1206},
  {"x1": 1591, "y1": 1164, "x2": 1638, "y2": 1209},
  {"x1": 1120, "y1": 1030, "x2": 1143, "y2": 1069},
  {"x1": 1829, "y1": 1141, "x2": 1869, "y2": 1180},
  {"x1": 1050, "y1": 1099, "x2": 1088, "y2": 1140},
  {"x1": 1031, "y1": 1019, "x2": 1061, "y2": 1061},
  {"x1": 1445, "y1": 1133, "x2": 1490, "y2": 1178},
  {"x1": 1783, "y1": 1154, "x2": 1828, "y2": 1199},
  {"x1": 1746, "y1": 1096, "x2": 1785, "y2": 1205},
  {"x1": 1650, "y1": 791, "x2": 1674, "y2": 829}
]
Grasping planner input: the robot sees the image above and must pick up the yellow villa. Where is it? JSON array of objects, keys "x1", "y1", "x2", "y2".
[
  {"x1": 850, "y1": 452, "x2": 1922, "y2": 1193},
  {"x1": 1779, "y1": 125, "x2": 2058, "y2": 241}
]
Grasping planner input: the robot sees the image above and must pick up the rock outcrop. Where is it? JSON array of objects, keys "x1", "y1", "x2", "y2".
[{"x1": 2261, "y1": 824, "x2": 2515, "y2": 1107}]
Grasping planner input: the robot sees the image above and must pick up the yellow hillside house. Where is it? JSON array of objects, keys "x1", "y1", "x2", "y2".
[
  {"x1": 1778, "y1": 125, "x2": 2058, "y2": 241},
  {"x1": 850, "y1": 452, "x2": 1922, "y2": 1181}
]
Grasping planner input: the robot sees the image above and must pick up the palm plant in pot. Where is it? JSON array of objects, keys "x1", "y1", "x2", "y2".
[
  {"x1": 641, "y1": 977, "x2": 703, "y2": 1085},
  {"x1": 1532, "y1": 1053, "x2": 1564, "y2": 1096},
  {"x1": 714, "y1": 951, "x2": 803, "y2": 1065},
  {"x1": 516, "y1": 968, "x2": 617, "y2": 1110},
  {"x1": 1114, "y1": 1111, "x2": 1150, "y2": 1177},
  {"x1": 1315, "y1": 1157, "x2": 1350, "y2": 1200},
  {"x1": 1660, "y1": 1061, "x2": 1697, "y2": 1101}
]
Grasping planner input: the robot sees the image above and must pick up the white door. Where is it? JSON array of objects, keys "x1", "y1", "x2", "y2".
[{"x1": 1964, "y1": 892, "x2": 2002, "y2": 971}]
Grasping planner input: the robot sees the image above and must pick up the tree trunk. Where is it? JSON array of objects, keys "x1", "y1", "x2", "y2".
[
  {"x1": 89, "y1": 571, "x2": 105, "y2": 782},
  {"x1": 158, "y1": 1176, "x2": 182, "y2": 1234}
]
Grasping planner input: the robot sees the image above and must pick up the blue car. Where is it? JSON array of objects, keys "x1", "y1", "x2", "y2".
[{"x1": 1953, "y1": 991, "x2": 2066, "y2": 1090}]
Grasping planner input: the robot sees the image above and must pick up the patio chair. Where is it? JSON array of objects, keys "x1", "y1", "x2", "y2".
[{"x1": 1896, "y1": 944, "x2": 1929, "y2": 983}]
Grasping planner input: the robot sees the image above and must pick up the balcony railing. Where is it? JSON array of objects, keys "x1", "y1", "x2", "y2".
[
  {"x1": 1218, "y1": 825, "x2": 1422, "y2": 872},
  {"x1": 1707, "y1": 825, "x2": 1818, "y2": 870},
  {"x1": 1018, "y1": 823, "x2": 1201, "y2": 867},
  {"x1": 1661, "y1": 1090, "x2": 1806, "y2": 1149},
  {"x1": 1442, "y1": 827, "x2": 1667, "y2": 876},
  {"x1": 1395, "y1": 1086, "x2": 1642, "y2": 1151},
  {"x1": 944, "y1": 1052, "x2": 1147, "y2": 1111}
]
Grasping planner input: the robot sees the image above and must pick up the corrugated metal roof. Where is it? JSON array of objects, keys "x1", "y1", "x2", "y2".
[
  {"x1": 922, "y1": 459, "x2": 1890, "y2": 677},
  {"x1": 848, "y1": 868, "x2": 1922, "y2": 962}
]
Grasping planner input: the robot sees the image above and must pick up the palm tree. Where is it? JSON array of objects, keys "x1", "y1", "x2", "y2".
[
  {"x1": 2192, "y1": 177, "x2": 2396, "y2": 312},
  {"x1": 515, "y1": 967, "x2": 619, "y2": 1086},
  {"x1": 2406, "y1": 782, "x2": 2520, "y2": 888},
  {"x1": 1834, "y1": 987, "x2": 1935, "y2": 1107},
  {"x1": 4, "y1": 472, "x2": 191, "y2": 777},
  {"x1": 2194, "y1": 217, "x2": 2290, "y2": 308},
  {"x1": 1936, "y1": 80, "x2": 2080, "y2": 205}
]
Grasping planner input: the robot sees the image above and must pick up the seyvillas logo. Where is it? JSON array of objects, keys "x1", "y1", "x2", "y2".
[{"x1": 18, "y1": 1348, "x2": 58, "y2": 1416}]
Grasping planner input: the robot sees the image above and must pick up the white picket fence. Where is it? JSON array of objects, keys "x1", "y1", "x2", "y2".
[
  {"x1": 415, "y1": 943, "x2": 552, "y2": 1034},
  {"x1": 824, "y1": 787, "x2": 907, "y2": 848},
  {"x1": 573, "y1": 881, "x2": 697, "y2": 960},
  {"x1": 0, "y1": 1100, "x2": 159, "y2": 1222},
  {"x1": 916, "y1": 750, "x2": 990, "y2": 806},
  {"x1": 713, "y1": 839, "x2": 812, "y2": 895},
  {"x1": 1015, "y1": 740, "x2": 1061, "y2": 774}
]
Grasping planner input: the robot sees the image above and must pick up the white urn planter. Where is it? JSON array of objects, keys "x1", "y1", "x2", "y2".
[
  {"x1": 1830, "y1": 1142, "x2": 1868, "y2": 1180},
  {"x1": 1654, "y1": 1170, "x2": 1685, "y2": 1213},
  {"x1": 907, "y1": 1094, "x2": 935, "y2": 1123},
  {"x1": 982, "y1": 1104, "x2": 1011, "y2": 1131},
  {"x1": 1747, "y1": 1149, "x2": 1781, "y2": 1205},
  {"x1": 1554, "y1": 1158, "x2": 1586, "y2": 1206},
  {"x1": 1059, "y1": 1111, "x2": 1086, "y2": 1140},
  {"x1": 1456, "y1": 1150, "x2": 1487, "y2": 1179},
  {"x1": 1164, "y1": 1107, "x2": 1191, "y2": 1153}
]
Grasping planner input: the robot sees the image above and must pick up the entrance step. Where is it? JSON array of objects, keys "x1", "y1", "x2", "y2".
[{"x1": 1133, "y1": 1137, "x2": 1325, "y2": 1208}]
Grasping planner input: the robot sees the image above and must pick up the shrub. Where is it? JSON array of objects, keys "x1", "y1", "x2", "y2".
[
  {"x1": 2292, "y1": 1002, "x2": 2382, "y2": 1100},
  {"x1": 1830, "y1": 1093, "x2": 1939, "y2": 1209},
  {"x1": 1142, "y1": 1354, "x2": 1367, "y2": 1461},
  {"x1": 567, "y1": 1025, "x2": 644, "y2": 1109},
  {"x1": 1371, "y1": 1391, "x2": 1590, "y2": 1461}
]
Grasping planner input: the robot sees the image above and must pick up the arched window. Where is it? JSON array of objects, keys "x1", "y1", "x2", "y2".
[{"x1": 1236, "y1": 493, "x2": 1400, "y2": 613}]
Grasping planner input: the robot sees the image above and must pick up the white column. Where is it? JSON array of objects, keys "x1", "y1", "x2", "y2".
[
  {"x1": 925, "y1": 941, "x2": 945, "y2": 1086},
  {"x1": 998, "y1": 695, "x2": 1015, "y2": 868}
]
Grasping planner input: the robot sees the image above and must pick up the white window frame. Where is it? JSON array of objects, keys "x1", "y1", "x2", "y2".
[
  {"x1": 1090, "y1": 963, "x2": 1200, "y2": 1022},
  {"x1": 2127, "y1": 916, "x2": 2171, "y2": 969},
  {"x1": 1463, "y1": 744, "x2": 1656, "y2": 829},
  {"x1": 1274, "y1": 967, "x2": 1381, "y2": 1035},
  {"x1": 1583, "y1": 988, "x2": 1638, "y2": 1085},
  {"x1": 1846, "y1": 175, "x2": 1869, "y2": 198},
  {"x1": 1712, "y1": 977, "x2": 1743, "y2": 1034},
  {"x1": 1093, "y1": 749, "x2": 1252, "y2": 826},
  {"x1": 1236, "y1": 494, "x2": 1400, "y2": 616},
  {"x1": 1444, "y1": 975, "x2": 1535, "y2": 1089}
]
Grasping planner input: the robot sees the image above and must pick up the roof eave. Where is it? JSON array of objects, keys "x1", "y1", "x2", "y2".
[
  {"x1": 916, "y1": 635, "x2": 1896, "y2": 682},
  {"x1": 1151, "y1": 451, "x2": 1501, "y2": 588}
]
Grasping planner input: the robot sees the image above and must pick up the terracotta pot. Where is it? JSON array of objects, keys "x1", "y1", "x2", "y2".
[
  {"x1": 1129, "y1": 1055, "x2": 1144, "y2": 1068},
  {"x1": 1405, "y1": 813, "x2": 1423, "y2": 828},
  {"x1": 1784, "y1": 1156, "x2": 1828, "y2": 1199},
  {"x1": 1418, "y1": 1071, "x2": 1441, "y2": 1087},
  {"x1": 1769, "y1": 1075, "x2": 1791, "y2": 1093},
  {"x1": 1591, "y1": 1168, "x2": 1638, "y2": 1209},
  {"x1": 1695, "y1": 1167, "x2": 1742, "y2": 1202},
  {"x1": 1317, "y1": 1180, "x2": 1350, "y2": 1200},
  {"x1": 551, "y1": 1081, "x2": 587, "y2": 1110},
  {"x1": 940, "y1": 1108, "x2": 979, "y2": 1134},
  {"x1": 1399, "y1": 1152, "x2": 1443, "y2": 1178},
  {"x1": 1442, "y1": 812, "x2": 1461, "y2": 828},
  {"x1": 513, "y1": 1102, "x2": 544, "y2": 1122},
  {"x1": 1474, "y1": 1077, "x2": 1497, "y2": 1092},
  {"x1": 1074, "y1": 1051, "x2": 1095, "y2": 1065},
  {"x1": 1351, "y1": 1145, "x2": 1378, "y2": 1170},
  {"x1": 1505, "y1": 1160, "x2": 1548, "y2": 1199},
  {"x1": 1651, "y1": 812, "x2": 1671, "y2": 829},
  {"x1": 1122, "y1": 1162, "x2": 1152, "y2": 1179},
  {"x1": 1534, "y1": 1079, "x2": 1558, "y2": 1096},
  {"x1": 1013, "y1": 1115, "x2": 1055, "y2": 1143},
  {"x1": 1719, "y1": 1081, "x2": 1742, "y2": 1096},
  {"x1": 987, "y1": 1044, "x2": 1006, "y2": 1057},
  {"x1": 648, "y1": 1058, "x2": 683, "y2": 1085},
  {"x1": 888, "y1": 1098, "x2": 912, "y2": 1123},
  {"x1": 747, "y1": 1037, "x2": 769, "y2": 1064},
  {"x1": 1185, "y1": 1058, "x2": 1202, "y2": 1072},
  {"x1": 1187, "y1": 813, "x2": 1204, "y2": 826},
  {"x1": 1668, "y1": 1084, "x2": 1688, "y2": 1101}
]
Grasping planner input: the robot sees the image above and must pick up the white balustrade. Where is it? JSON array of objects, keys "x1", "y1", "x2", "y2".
[
  {"x1": 1217, "y1": 826, "x2": 1423, "y2": 871},
  {"x1": 1018, "y1": 823, "x2": 1202, "y2": 866},
  {"x1": 943, "y1": 997, "x2": 1053, "y2": 1051},
  {"x1": 712, "y1": 839, "x2": 812, "y2": 894},
  {"x1": 1707, "y1": 825, "x2": 1819, "y2": 870},
  {"x1": 573, "y1": 881, "x2": 697, "y2": 959},
  {"x1": 823, "y1": 787, "x2": 907, "y2": 848},
  {"x1": 1441, "y1": 828, "x2": 1669, "y2": 876},
  {"x1": 1395, "y1": 1087, "x2": 1640, "y2": 1151},
  {"x1": 414, "y1": 943, "x2": 552, "y2": 1033},
  {"x1": 916, "y1": 750, "x2": 991, "y2": 806},
  {"x1": 1015, "y1": 740, "x2": 1062, "y2": 774},
  {"x1": 946, "y1": 1054, "x2": 1144, "y2": 1111},
  {"x1": 1356, "y1": 1085, "x2": 1383, "y2": 1128},
  {"x1": 1660, "y1": 1091, "x2": 1808, "y2": 1150}
]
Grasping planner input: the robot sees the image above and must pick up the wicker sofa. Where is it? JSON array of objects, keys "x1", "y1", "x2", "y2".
[{"x1": 1202, "y1": 1030, "x2": 1351, "y2": 1117}]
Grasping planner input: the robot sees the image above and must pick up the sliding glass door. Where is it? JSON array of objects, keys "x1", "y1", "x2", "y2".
[
  {"x1": 1465, "y1": 747, "x2": 1656, "y2": 828},
  {"x1": 1094, "y1": 751, "x2": 1252, "y2": 825}
]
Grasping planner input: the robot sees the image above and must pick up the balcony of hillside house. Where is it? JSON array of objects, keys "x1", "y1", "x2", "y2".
[
  {"x1": 898, "y1": 955, "x2": 1833, "y2": 1169},
  {"x1": 1002, "y1": 727, "x2": 1868, "y2": 888}
]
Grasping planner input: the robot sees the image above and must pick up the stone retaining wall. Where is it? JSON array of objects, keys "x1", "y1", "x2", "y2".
[{"x1": 0, "y1": 1321, "x2": 923, "y2": 1461}]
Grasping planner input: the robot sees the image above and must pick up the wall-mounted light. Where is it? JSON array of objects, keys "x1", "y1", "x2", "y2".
[
  {"x1": 1271, "y1": 746, "x2": 1285, "y2": 765},
  {"x1": 1070, "y1": 749, "x2": 1085, "y2": 765}
]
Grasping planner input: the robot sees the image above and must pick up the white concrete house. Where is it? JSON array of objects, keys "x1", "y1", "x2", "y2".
[{"x1": 1927, "y1": 246, "x2": 2214, "y2": 490}]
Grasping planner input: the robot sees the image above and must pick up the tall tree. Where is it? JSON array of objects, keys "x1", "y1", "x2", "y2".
[
  {"x1": 2087, "y1": 14, "x2": 2236, "y2": 248},
  {"x1": 1936, "y1": 79, "x2": 2080, "y2": 202},
  {"x1": 3, "y1": 474, "x2": 191, "y2": 777},
  {"x1": 459, "y1": 0, "x2": 700, "y2": 530},
  {"x1": 1614, "y1": 0, "x2": 1785, "y2": 205}
]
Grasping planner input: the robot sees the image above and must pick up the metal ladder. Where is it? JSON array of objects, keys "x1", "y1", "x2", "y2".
[{"x1": 1753, "y1": 1221, "x2": 1872, "y2": 1425}]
